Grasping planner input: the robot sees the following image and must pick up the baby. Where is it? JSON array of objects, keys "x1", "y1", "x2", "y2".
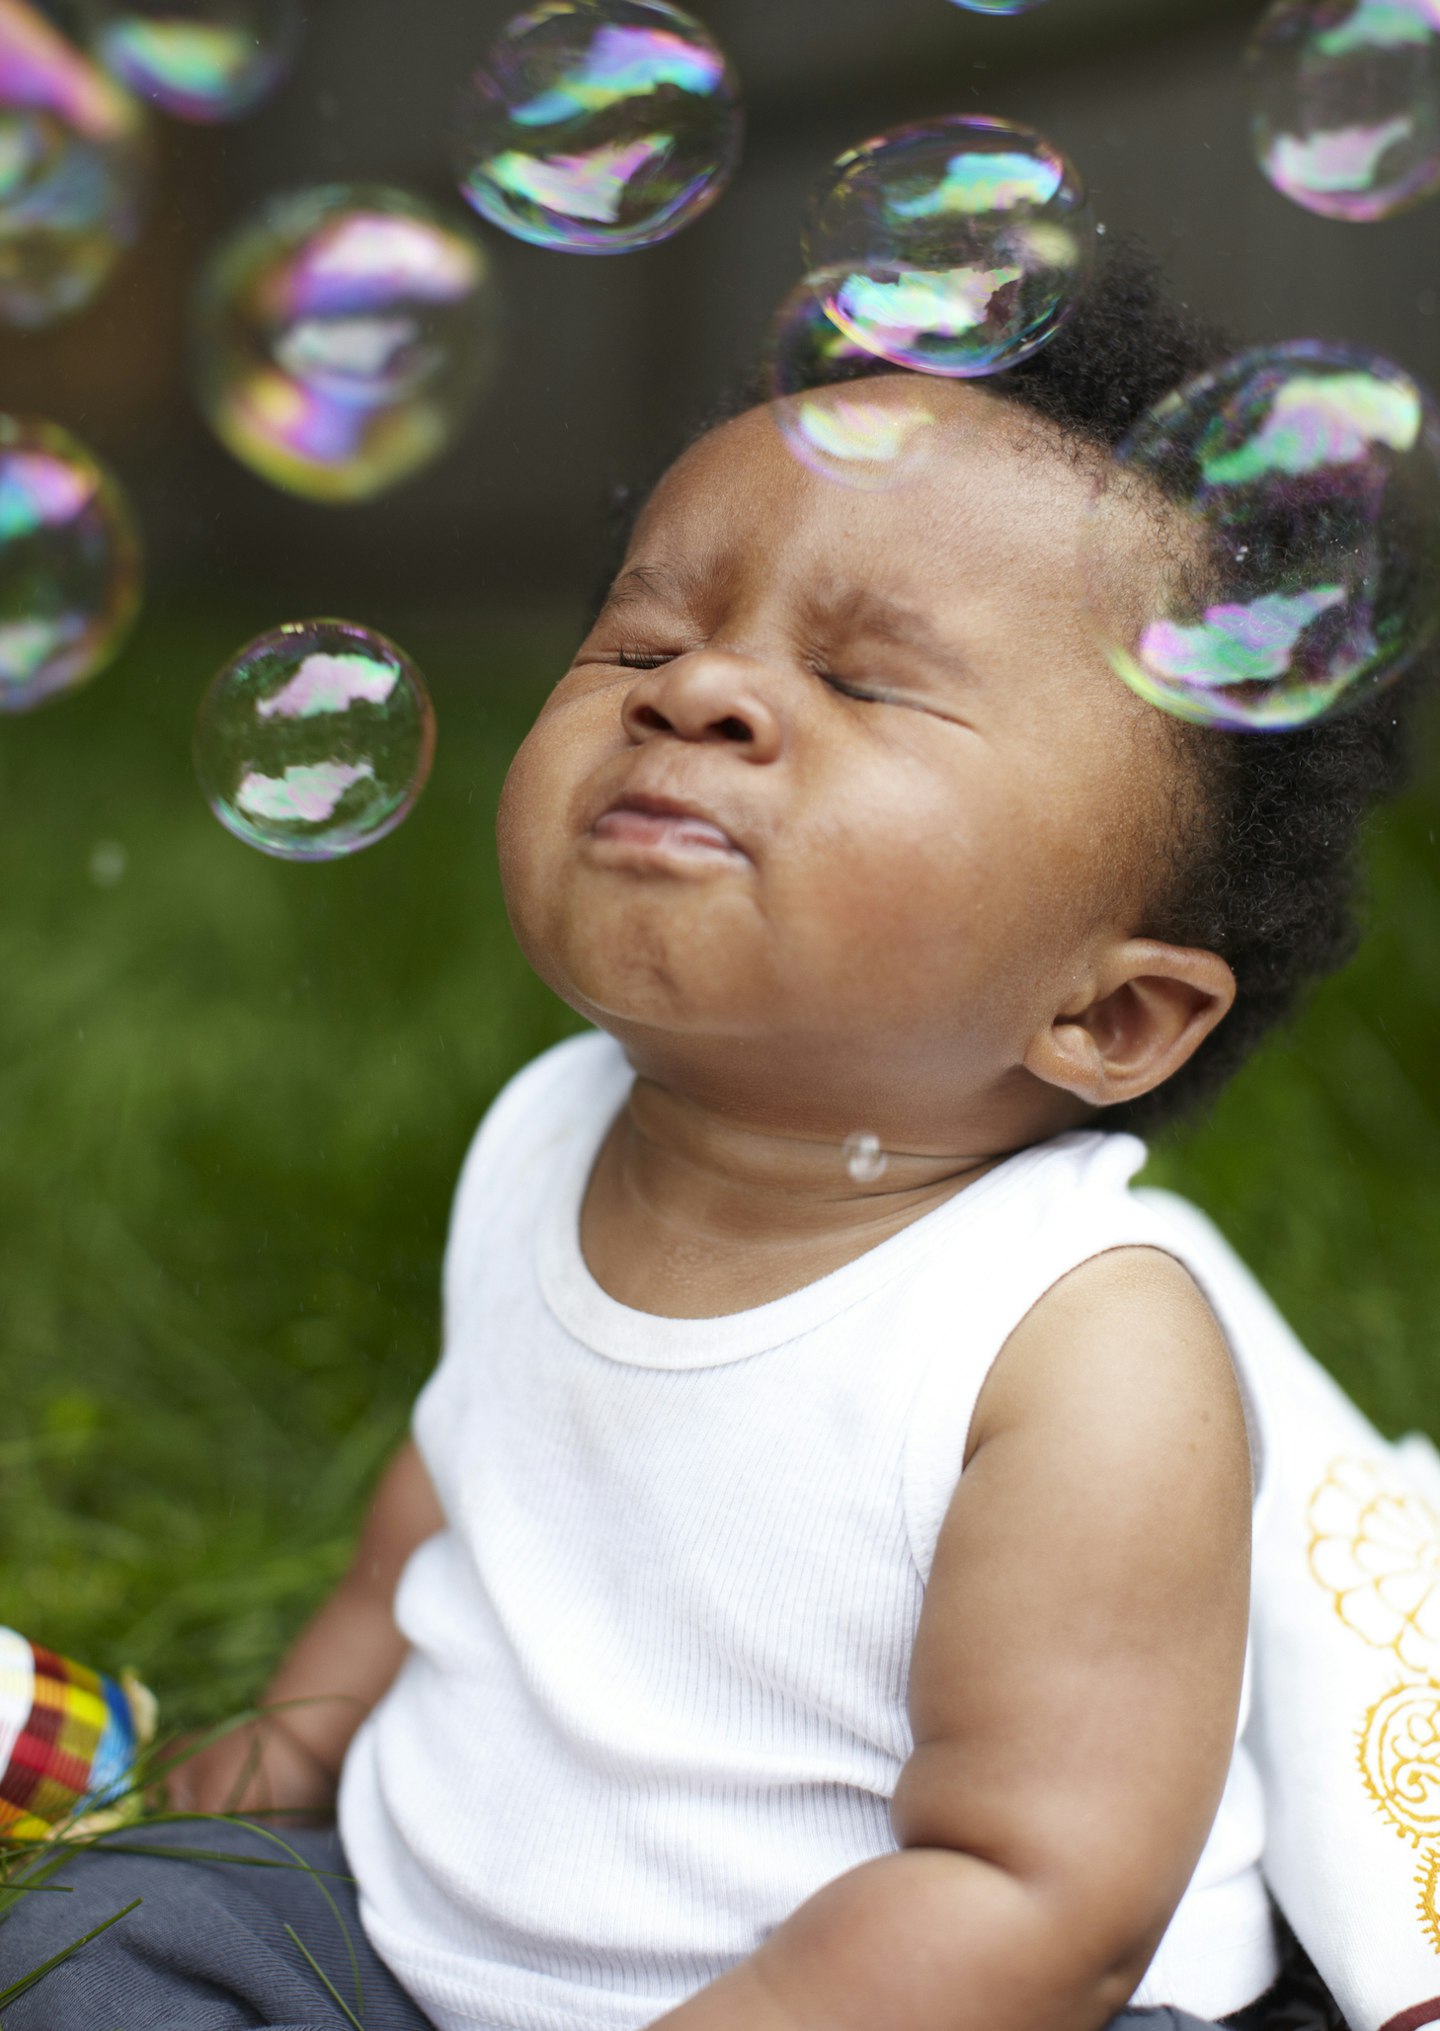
[{"x1": 6, "y1": 248, "x2": 1430, "y2": 2031}]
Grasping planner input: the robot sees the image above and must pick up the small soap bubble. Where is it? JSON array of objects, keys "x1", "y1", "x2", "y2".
[
  {"x1": 453, "y1": 0, "x2": 742, "y2": 254},
  {"x1": 768, "y1": 268, "x2": 941, "y2": 491},
  {"x1": 0, "y1": 415, "x2": 141, "y2": 713},
  {"x1": 193, "y1": 184, "x2": 500, "y2": 503},
  {"x1": 88, "y1": 837, "x2": 126, "y2": 885},
  {"x1": 946, "y1": 0, "x2": 1051, "y2": 12},
  {"x1": 82, "y1": 0, "x2": 300, "y2": 124},
  {"x1": 195, "y1": 618, "x2": 436, "y2": 860},
  {"x1": 1082, "y1": 341, "x2": 1440, "y2": 731},
  {"x1": 803, "y1": 116, "x2": 1094, "y2": 378},
  {"x1": 844, "y1": 1132, "x2": 889, "y2": 1184},
  {"x1": 0, "y1": 0, "x2": 150, "y2": 328},
  {"x1": 1248, "y1": 0, "x2": 1440, "y2": 221}
]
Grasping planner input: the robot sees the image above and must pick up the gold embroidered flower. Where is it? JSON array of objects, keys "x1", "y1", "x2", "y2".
[{"x1": 1308, "y1": 1455, "x2": 1440, "y2": 1671}]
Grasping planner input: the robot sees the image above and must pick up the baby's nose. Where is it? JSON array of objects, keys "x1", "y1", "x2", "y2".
[{"x1": 620, "y1": 651, "x2": 782, "y2": 762}]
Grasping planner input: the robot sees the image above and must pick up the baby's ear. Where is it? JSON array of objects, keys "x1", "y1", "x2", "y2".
[{"x1": 1022, "y1": 940, "x2": 1236, "y2": 1110}]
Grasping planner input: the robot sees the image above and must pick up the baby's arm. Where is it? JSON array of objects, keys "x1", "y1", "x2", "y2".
[
  {"x1": 648, "y1": 1247, "x2": 1253, "y2": 2031},
  {"x1": 165, "y1": 1437, "x2": 445, "y2": 1820}
]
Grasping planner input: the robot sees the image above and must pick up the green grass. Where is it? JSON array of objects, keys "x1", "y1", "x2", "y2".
[{"x1": 1, "y1": 614, "x2": 1438, "y2": 1735}]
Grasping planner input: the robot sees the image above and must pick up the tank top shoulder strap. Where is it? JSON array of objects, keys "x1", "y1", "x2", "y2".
[{"x1": 901, "y1": 1130, "x2": 1268, "y2": 1586}]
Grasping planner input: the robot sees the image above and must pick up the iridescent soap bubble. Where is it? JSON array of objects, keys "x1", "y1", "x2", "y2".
[
  {"x1": 82, "y1": 0, "x2": 301, "y2": 123},
  {"x1": 1248, "y1": 0, "x2": 1440, "y2": 221},
  {"x1": 769, "y1": 268, "x2": 943, "y2": 490},
  {"x1": 0, "y1": 0, "x2": 149, "y2": 328},
  {"x1": 193, "y1": 185, "x2": 500, "y2": 503},
  {"x1": 453, "y1": 0, "x2": 742, "y2": 253},
  {"x1": 947, "y1": 0, "x2": 1052, "y2": 12},
  {"x1": 1083, "y1": 342, "x2": 1440, "y2": 731},
  {"x1": 195, "y1": 619, "x2": 436, "y2": 859},
  {"x1": 803, "y1": 116, "x2": 1094, "y2": 377},
  {"x1": 0, "y1": 415, "x2": 141, "y2": 713}
]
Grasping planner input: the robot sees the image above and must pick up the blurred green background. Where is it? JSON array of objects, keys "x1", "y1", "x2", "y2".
[
  {"x1": 2, "y1": 0, "x2": 1440, "y2": 1743},
  {"x1": 2, "y1": 607, "x2": 1437, "y2": 1735}
]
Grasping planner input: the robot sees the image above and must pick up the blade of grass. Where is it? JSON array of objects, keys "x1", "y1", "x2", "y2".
[
  {"x1": 284, "y1": 1923, "x2": 366, "y2": 2031},
  {"x1": 0, "y1": 1895, "x2": 141, "y2": 2008}
]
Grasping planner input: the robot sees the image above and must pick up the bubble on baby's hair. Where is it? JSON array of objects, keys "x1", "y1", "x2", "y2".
[
  {"x1": 193, "y1": 184, "x2": 500, "y2": 503},
  {"x1": 82, "y1": 0, "x2": 299, "y2": 122},
  {"x1": 0, "y1": 0, "x2": 150, "y2": 328},
  {"x1": 1082, "y1": 341, "x2": 1440, "y2": 732},
  {"x1": 0, "y1": 415, "x2": 141, "y2": 713},
  {"x1": 195, "y1": 619, "x2": 436, "y2": 859},
  {"x1": 802, "y1": 115, "x2": 1094, "y2": 378},
  {"x1": 1248, "y1": 0, "x2": 1440, "y2": 221},
  {"x1": 452, "y1": 0, "x2": 742, "y2": 254},
  {"x1": 768, "y1": 269, "x2": 942, "y2": 490},
  {"x1": 843, "y1": 1133, "x2": 889, "y2": 1184}
]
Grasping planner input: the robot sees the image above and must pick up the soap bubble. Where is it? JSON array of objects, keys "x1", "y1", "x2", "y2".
[
  {"x1": 82, "y1": 0, "x2": 300, "y2": 123},
  {"x1": 453, "y1": 0, "x2": 742, "y2": 253},
  {"x1": 0, "y1": 415, "x2": 141, "y2": 713},
  {"x1": 0, "y1": 0, "x2": 150, "y2": 328},
  {"x1": 195, "y1": 619, "x2": 436, "y2": 860},
  {"x1": 843, "y1": 1132, "x2": 888, "y2": 1183},
  {"x1": 1083, "y1": 341, "x2": 1440, "y2": 731},
  {"x1": 803, "y1": 116, "x2": 1094, "y2": 377},
  {"x1": 768, "y1": 269, "x2": 943, "y2": 490},
  {"x1": 1249, "y1": 0, "x2": 1440, "y2": 221},
  {"x1": 193, "y1": 184, "x2": 500, "y2": 503},
  {"x1": 947, "y1": 0, "x2": 1051, "y2": 11}
]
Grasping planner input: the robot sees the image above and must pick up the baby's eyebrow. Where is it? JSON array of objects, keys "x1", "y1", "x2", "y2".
[
  {"x1": 605, "y1": 561, "x2": 695, "y2": 613},
  {"x1": 824, "y1": 586, "x2": 958, "y2": 666}
]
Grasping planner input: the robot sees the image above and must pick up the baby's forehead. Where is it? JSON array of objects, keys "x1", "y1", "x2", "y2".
[{"x1": 631, "y1": 386, "x2": 1122, "y2": 634}]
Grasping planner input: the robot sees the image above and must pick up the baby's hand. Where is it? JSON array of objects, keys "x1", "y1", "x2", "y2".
[{"x1": 159, "y1": 1713, "x2": 338, "y2": 1824}]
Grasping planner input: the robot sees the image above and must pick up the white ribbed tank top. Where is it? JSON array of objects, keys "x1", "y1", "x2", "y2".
[{"x1": 338, "y1": 1030, "x2": 1281, "y2": 2031}]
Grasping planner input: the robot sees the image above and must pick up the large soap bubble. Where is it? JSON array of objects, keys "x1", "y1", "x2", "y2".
[
  {"x1": 0, "y1": 415, "x2": 141, "y2": 713},
  {"x1": 1249, "y1": 0, "x2": 1440, "y2": 221},
  {"x1": 82, "y1": 0, "x2": 301, "y2": 124},
  {"x1": 193, "y1": 184, "x2": 501, "y2": 503},
  {"x1": 768, "y1": 268, "x2": 943, "y2": 491},
  {"x1": 803, "y1": 115, "x2": 1094, "y2": 377},
  {"x1": 1083, "y1": 342, "x2": 1440, "y2": 731},
  {"x1": 195, "y1": 619, "x2": 436, "y2": 859},
  {"x1": 0, "y1": 0, "x2": 149, "y2": 328},
  {"x1": 453, "y1": 0, "x2": 742, "y2": 253}
]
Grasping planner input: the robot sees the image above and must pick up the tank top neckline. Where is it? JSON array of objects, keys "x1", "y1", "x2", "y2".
[{"x1": 534, "y1": 1037, "x2": 1140, "y2": 1370}]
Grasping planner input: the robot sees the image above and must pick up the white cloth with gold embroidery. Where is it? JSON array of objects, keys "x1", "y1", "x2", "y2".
[
  {"x1": 1141, "y1": 1190, "x2": 1440, "y2": 2031},
  {"x1": 338, "y1": 1030, "x2": 1435, "y2": 2031}
]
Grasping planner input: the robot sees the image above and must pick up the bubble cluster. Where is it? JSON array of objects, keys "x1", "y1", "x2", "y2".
[
  {"x1": 768, "y1": 269, "x2": 943, "y2": 490},
  {"x1": 1083, "y1": 342, "x2": 1440, "y2": 731},
  {"x1": 193, "y1": 184, "x2": 500, "y2": 503},
  {"x1": 0, "y1": 415, "x2": 141, "y2": 713},
  {"x1": 0, "y1": 0, "x2": 150, "y2": 328},
  {"x1": 803, "y1": 115, "x2": 1094, "y2": 377},
  {"x1": 453, "y1": 0, "x2": 742, "y2": 253},
  {"x1": 1249, "y1": 0, "x2": 1440, "y2": 221},
  {"x1": 83, "y1": 0, "x2": 301, "y2": 124},
  {"x1": 195, "y1": 619, "x2": 436, "y2": 860}
]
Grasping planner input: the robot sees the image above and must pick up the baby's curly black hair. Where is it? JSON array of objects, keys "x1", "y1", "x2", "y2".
[{"x1": 597, "y1": 238, "x2": 1426, "y2": 1136}]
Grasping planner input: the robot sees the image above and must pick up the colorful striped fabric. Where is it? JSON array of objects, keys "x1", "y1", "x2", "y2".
[{"x1": 0, "y1": 1627, "x2": 155, "y2": 1842}]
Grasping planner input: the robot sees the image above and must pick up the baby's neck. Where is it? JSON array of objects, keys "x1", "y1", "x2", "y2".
[{"x1": 578, "y1": 1074, "x2": 1008, "y2": 1320}]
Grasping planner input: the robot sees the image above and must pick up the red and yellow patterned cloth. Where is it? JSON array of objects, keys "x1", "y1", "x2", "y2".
[{"x1": 0, "y1": 1628, "x2": 156, "y2": 1842}]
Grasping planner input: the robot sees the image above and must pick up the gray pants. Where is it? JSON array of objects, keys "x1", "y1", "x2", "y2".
[{"x1": 0, "y1": 1817, "x2": 1240, "y2": 2031}]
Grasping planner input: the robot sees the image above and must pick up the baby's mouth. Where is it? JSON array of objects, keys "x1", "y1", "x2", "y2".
[{"x1": 589, "y1": 793, "x2": 748, "y2": 863}]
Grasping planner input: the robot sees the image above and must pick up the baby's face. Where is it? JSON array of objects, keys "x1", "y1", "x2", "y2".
[{"x1": 499, "y1": 377, "x2": 1187, "y2": 1132}]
